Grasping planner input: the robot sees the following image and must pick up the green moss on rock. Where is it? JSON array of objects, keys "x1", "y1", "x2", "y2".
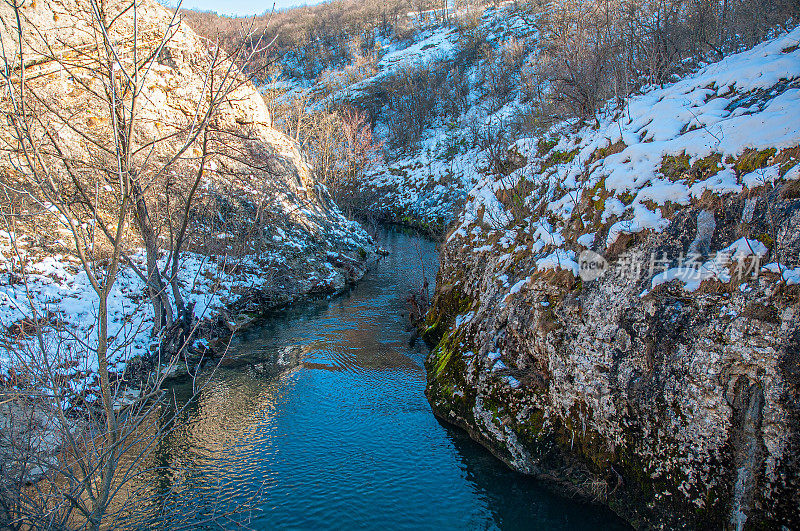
[
  {"x1": 537, "y1": 138, "x2": 557, "y2": 156},
  {"x1": 734, "y1": 147, "x2": 776, "y2": 176},
  {"x1": 542, "y1": 148, "x2": 579, "y2": 172},
  {"x1": 661, "y1": 153, "x2": 691, "y2": 181},
  {"x1": 689, "y1": 153, "x2": 723, "y2": 185},
  {"x1": 422, "y1": 283, "x2": 473, "y2": 346}
]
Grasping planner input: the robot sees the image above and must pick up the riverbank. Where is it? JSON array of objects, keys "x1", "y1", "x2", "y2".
[
  {"x1": 113, "y1": 226, "x2": 629, "y2": 530},
  {"x1": 0, "y1": 224, "x2": 376, "y2": 393}
]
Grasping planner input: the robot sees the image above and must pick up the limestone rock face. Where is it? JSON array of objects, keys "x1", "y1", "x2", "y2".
[
  {"x1": 423, "y1": 27, "x2": 800, "y2": 529},
  {"x1": 425, "y1": 188, "x2": 799, "y2": 529},
  {"x1": 0, "y1": 0, "x2": 372, "y2": 285}
]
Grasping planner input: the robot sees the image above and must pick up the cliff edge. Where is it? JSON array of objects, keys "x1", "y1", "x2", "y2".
[{"x1": 424, "y1": 28, "x2": 800, "y2": 529}]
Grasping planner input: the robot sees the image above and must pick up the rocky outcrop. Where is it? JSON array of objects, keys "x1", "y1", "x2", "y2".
[
  {"x1": 423, "y1": 29, "x2": 800, "y2": 529},
  {"x1": 0, "y1": 0, "x2": 375, "y2": 382},
  {"x1": 426, "y1": 190, "x2": 799, "y2": 528},
  {"x1": 0, "y1": 0, "x2": 370, "y2": 254}
]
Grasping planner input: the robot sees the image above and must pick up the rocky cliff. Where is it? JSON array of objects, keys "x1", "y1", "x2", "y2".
[
  {"x1": 0, "y1": 0, "x2": 374, "y2": 370},
  {"x1": 424, "y1": 28, "x2": 800, "y2": 529}
]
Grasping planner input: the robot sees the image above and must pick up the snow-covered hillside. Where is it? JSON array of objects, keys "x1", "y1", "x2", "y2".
[
  {"x1": 0, "y1": 212, "x2": 370, "y2": 385},
  {"x1": 423, "y1": 24, "x2": 800, "y2": 529},
  {"x1": 365, "y1": 5, "x2": 540, "y2": 228},
  {"x1": 450, "y1": 25, "x2": 800, "y2": 285},
  {"x1": 267, "y1": 3, "x2": 541, "y2": 230}
]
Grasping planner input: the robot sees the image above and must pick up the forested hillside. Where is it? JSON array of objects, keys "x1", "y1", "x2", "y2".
[
  {"x1": 183, "y1": 0, "x2": 799, "y2": 231},
  {"x1": 180, "y1": 0, "x2": 445, "y2": 80}
]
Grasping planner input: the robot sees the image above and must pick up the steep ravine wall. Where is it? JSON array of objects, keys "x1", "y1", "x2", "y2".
[
  {"x1": 422, "y1": 29, "x2": 800, "y2": 530},
  {"x1": 425, "y1": 187, "x2": 799, "y2": 529}
]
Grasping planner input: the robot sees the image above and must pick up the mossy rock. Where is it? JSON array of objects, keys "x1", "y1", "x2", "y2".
[
  {"x1": 422, "y1": 283, "x2": 473, "y2": 346},
  {"x1": 734, "y1": 147, "x2": 776, "y2": 176},
  {"x1": 754, "y1": 232, "x2": 774, "y2": 249},
  {"x1": 775, "y1": 145, "x2": 800, "y2": 176},
  {"x1": 618, "y1": 190, "x2": 636, "y2": 205},
  {"x1": 425, "y1": 328, "x2": 474, "y2": 420},
  {"x1": 580, "y1": 177, "x2": 611, "y2": 233},
  {"x1": 431, "y1": 340, "x2": 455, "y2": 378},
  {"x1": 689, "y1": 153, "x2": 723, "y2": 185},
  {"x1": 537, "y1": 138, "x2": 557, "y2": 156},
  {"x1": 541, "y1": 148, "x2": 579, "y2": 171},
  {"x1": 661, "y1": 152, "x2": 691, "y2": 181}
]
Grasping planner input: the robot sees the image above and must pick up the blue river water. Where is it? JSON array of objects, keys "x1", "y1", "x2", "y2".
[{"x1": 132, "y1": 227, "x2": 628, "y2": 530}]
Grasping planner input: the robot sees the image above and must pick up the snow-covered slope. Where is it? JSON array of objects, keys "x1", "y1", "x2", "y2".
[
  {"x1": 362, "y1": 5, "x2": 541, "y2": 229},
  {"x1": 271, "y1": 3, "x2": 541, "y2": 231},
  {"x1": 451, "y1": 26, "x2": 800, "y2": 281},
  {"x1": 332, "y1": 26, "x2": 462, "y2": 103},
  {"x1": 424, "y1": 26, "x2": 800, "y2": 529},
  {"x1": 0, "y1": 0, "x2": 375, "y2": 391}
]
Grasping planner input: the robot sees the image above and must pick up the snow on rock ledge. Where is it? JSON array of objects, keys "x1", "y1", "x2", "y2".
[{"x1": 425, "y1": 27, "x2": 800, "y2": 529}]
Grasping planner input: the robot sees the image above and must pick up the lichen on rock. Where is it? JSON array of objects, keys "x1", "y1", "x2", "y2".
[{"x1": 424, "y1": 26, "x2": 800, "y2": 529}]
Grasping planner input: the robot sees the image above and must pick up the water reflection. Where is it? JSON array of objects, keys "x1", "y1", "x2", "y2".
[{"x1": 121, "y1": 227, "x2": 628, "y2": 530}]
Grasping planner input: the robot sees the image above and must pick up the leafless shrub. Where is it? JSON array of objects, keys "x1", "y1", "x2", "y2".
[
  {"x1": 533, "y1": 0, "x2": 798, "y2": 121},
  {"x1": 481, "y1": 37, "x2": 527, "y2": 112},
  {"x1": 277, "y1": 99, "x2": 383, "y2": 216},
  {"x1": 381, "y1": 63, "x2": 448, "y2": 151},
  {"x1": 0, "y1": 0, "x2": 279, "y2": 527}
]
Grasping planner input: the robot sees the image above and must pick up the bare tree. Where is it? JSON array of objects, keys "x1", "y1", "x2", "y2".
[
  {"x1": 1, "y1": 0, "x2": 277, "y2": 342},
  {"x1": 0, "y1": 0, "x2": 276, "y2": 527}
]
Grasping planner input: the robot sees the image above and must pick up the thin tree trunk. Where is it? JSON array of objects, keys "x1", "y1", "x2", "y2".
[{"x1": 132, "y1": 181, "x2": 173, "y2": 333}]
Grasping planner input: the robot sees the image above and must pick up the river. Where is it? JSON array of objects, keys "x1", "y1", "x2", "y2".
[{"x1": 128, "y1": 227, "x2": 627, "y2": 530}]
